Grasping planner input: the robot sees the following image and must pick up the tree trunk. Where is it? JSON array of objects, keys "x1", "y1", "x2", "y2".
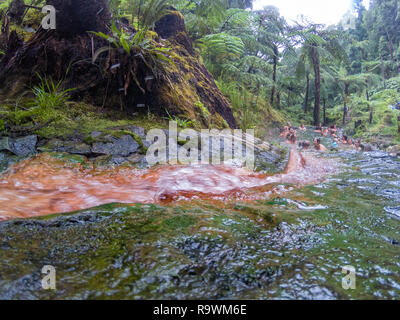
[
  {"x1": 304, "y1": 73, "x2": 310, "y2": 113},
  {"x1": 270, "y1": 44, "x2": 278, "y2": 106},
  {"x1": 323, "y1": 98, "x2": 327, "y2": 126},
  {"x1": 276, "y1": 91, "x2": 281, "y2": 109},
  {"x1": 369, "y1": 106, "x2": 373, "y2": 124},
  {"x1": 388, "y1": 37, "x2": 395, "y2": 63},
  {"x1": 287, "y1": 91, "x2": 290, "y2": 108},
  {"x1": 254, "y1": 83, "x2": 260, "y2": 107},
  {"x1": 310, "y1": 46, "x2": 321, "y2": 126},
  {"x1": 381, "y1": 54, "x2": 386, "y2": 89},
  {"x1": 398, "y1": 115, "x2": 400, "y2": 133},
  {"x1": 343, "y1": 83, "x2": 350, "y2": 125}
]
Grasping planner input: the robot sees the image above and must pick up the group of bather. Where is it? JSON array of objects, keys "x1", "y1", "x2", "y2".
[
  {"x1": 280, "y1": 122, "x2": 298, "y2": 145},
  {"x1": 280, "y1": 122, "x2": 364, "y2": 152}
]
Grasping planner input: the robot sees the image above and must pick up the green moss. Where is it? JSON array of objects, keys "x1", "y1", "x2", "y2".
[
  {"x1": 48, "y1": 152, "x2": 88, "y2": 167},
  {"x1": 5, "y1": 7, "x2": 42, "y2": 42},
  {"x1": 233, "y1": 204, "x2": 279, "y2": 225},
  {"x1": 1, "y1": 100, "x2": 169, "y2": 140},
  {"x1": 83, "y1": 135, "x2": 96, "y2": 145},
  {"x1": 196, "y1": 100, "x2": 210, "y2": 122},
  {"x1": 160, "y1": 40, "x2": 237, "y2": 130},
  {"x1": 161, "y1": 215, "x2": 197, "y2": 231}
]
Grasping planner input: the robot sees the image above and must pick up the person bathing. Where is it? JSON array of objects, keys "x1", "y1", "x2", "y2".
[
  {"x1": 314, "y1": 123, "x2": 322, "y2": 133},
  {"x1": 313, "y1": 138, "x2": 327, "y2": 152},
  {"x1": 299, "y1": 140, "x2": 311, "y2": 149}
]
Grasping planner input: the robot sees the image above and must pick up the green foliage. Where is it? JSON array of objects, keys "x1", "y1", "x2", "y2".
[
  {"x1": 92, "y1": 23, "x2": 174, "y2": 85},
  {"x1": 0, "y1": 0, "x2": 11, "y2": 11},
  {"x1": 164, "y1": 109, "x2": 193, "y2": 128},
  {"x1": 181, "y1": 0, "x2": 228, "y2": 39},
  {"x1": 216, "y1": 79, "x2": 284, "y2": 131},
  {"x1": 30, "y1": 75, "x2": 74, "y2": 110},
  {"x1": 131, "y1": 0, "x2": 171, "y2": 30},
  {"x1": 385, "y1": 76, "x2": 400, "y2": 92},
  {"x1": 0, "y1": 75, "x2": 73, "y2": 132},
  {"x1": 198, "y1": 32, "x2": 244, "y2": 62},
  {"x1": 195, "y1": 100, "x2": 210, "y2": 122},
  {"x1": 114, "y1": 0, "x2": 171, "y2": 30}
]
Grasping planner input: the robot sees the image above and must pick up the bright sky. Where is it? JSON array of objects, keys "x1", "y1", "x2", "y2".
[{"x1": 253, "y1": 0, "x2": 370, "y2": 25}]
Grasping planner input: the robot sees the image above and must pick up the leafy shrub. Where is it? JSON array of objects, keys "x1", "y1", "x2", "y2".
[
  {"x1": 31, "y1": 75, "x2": 74, "y2": 110},
  {"x1": 0, "y1": 75, "x2": 73, "y2": 131},
  {"x1": 164, "y1": 109, "x2": 193, "y2": 128},
  {"x1": 195, "y1": 100, "x2": 210, "y2": 121},
  {"x1": 92, "y1": 23, "x2": 173, "y2": 80}
]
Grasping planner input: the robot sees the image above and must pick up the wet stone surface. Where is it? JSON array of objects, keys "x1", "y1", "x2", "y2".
[
  {"x1": 0, "y1": 203, "x2": 328, "y2": 299},
  {"x1": 0, "y1": 135, "x2": 37, "y2": 157},
  {"x1": 92, "y1": 135, "x2": 140, "y2": 157}
]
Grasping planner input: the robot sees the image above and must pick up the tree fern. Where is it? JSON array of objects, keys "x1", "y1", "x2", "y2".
[{"x1": 199, "y1": 32, "x2": 244, "y2": 62}]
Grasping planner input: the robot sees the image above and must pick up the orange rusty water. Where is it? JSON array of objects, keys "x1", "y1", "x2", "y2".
[{"x1": 0, "y1": 148, "x2": 338, "y2": 221}]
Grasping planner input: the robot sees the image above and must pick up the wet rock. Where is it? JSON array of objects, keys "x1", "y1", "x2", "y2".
[
  {"x1": 127, "y1": 154, "x2": 149, "y2": 168},
  {"x1": 92, "y1": 135, "x2": 140, "y2": 157},
  {"x1": 125, "y1": 126, "x2": 146, "y2": 139},
  {"x1": 361, "y1": 143, "x2": 374, "y2": 152},
  {"x1": 142, "y1": 140, "x2": 152, "y2": 149},
  {"x1": 94, "y1": 155, "x2": 134, "y2": 167},
  {"x1": 93, "y1": 155, "x2": 112, "y2": 167},
  {"x1": 3, "y1": 135, "x2": 37, "y2": 156},
  {"x1": 0, "y1": 137, "x2": 10, "y2": 151},
  {"x1": 68, "y1": 143, "x2": 92, "y2": 155},
  {"x1": 254, "y1": 145, "x2": 289, "y2": 174},
  {"x1": 387, "y1": 145, "x2": 400, "y2": 157},
  {"x1": 0, "y1": 151, "x2": 20, "y2": 173},
  {"x1": 109, "y1": 156, "x2": 129, "y2": 166},
  {"x1": 384, "y1": 206, "x2": 400, "y2": 219},
  {"x1": 90, "y1": 131, "x2": 103, "y2": 139},
  {"x1": 39, "y1": 139, "x2": 92, "y2": 155}
]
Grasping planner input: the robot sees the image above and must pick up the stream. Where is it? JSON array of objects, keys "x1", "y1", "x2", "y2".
[{"x1": 0, "y1": 130, "x2": 399, "y2": 299}]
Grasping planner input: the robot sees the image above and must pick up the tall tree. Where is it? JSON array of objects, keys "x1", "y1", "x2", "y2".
[
  {"x1": 290, "y1": 23, "x2": 347, "y2": 125},
  {"x1": 254, "y1": 6, "x2": 290, "y2": 106}
]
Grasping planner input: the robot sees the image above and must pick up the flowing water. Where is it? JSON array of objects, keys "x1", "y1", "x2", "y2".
[
  {"x1": 0, "y1": 148, "x2": 337, "y2": 220},
  {"x1": 0, "y1": 130, "x2": 399, "y2": 299}
]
